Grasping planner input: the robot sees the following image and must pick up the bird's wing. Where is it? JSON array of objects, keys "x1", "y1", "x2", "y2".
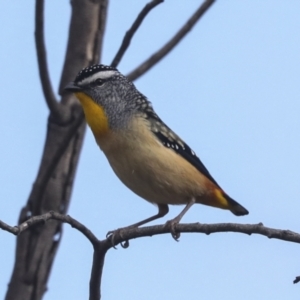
[
  {"x1": 153, "y1": 130, "x2": 220, "y2": 188},
  {"x1": 145, "y1": 110, "x2": 220, "y2": 188}
]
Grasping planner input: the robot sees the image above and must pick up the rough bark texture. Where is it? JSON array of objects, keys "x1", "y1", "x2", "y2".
[{"x1": 5, "y1": 1, "x2": 108, "y2": 299}]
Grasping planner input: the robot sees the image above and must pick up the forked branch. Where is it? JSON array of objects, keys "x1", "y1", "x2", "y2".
[
  {"x1": 1, "y1": 212, "x2": 300, "y2": 300},
  {"x1": 127, "y1": 0, "x2": 215, "y2": 81},
  {"x1": 111, "y1": 0, "x2": 164, "y2": 68},
  {"x1": 35, "y1": 0, "x2": 63, "y2": 120}
]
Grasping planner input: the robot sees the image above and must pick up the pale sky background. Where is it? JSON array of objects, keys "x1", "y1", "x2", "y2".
[{"x1": 1, "y1": 1, "x2": 300, "y2": 299}]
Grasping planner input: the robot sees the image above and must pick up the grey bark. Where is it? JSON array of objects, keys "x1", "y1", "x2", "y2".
[{"x1": 5, "y1": 1, "x2": 108, "y2": 299}]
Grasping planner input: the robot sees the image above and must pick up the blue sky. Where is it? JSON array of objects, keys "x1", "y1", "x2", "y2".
[{"x1": 1, "y1": 1, "x2": 300, "y2": 299}]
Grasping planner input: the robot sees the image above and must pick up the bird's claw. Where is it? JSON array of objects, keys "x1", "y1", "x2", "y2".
[
  {"x1": 165, "y1": 220, "x2": 181, "y2": 241},
  {"x1": 106, "y1": 229, "x2": 130, "y2": 249},
  {"x1": 106, "y1": 230, "x2": 118, "y2": 249},
  {"x1": 106, "y1": 230, "x2": 115, "y2": 239},
  {"x1": 120, "y1": 240, "x2": 129, "y2": 248}
]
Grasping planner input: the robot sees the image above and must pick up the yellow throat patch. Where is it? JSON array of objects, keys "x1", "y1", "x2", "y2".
[{"x1": 75, "y1": 92, "x2": 109, "y2": 138}]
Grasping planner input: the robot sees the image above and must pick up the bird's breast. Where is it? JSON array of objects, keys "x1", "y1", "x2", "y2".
[{"x1": 98, "y1": 116, "x2": 212, "y2": 205}]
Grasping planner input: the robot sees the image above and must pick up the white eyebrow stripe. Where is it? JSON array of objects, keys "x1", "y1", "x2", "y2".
[{"x1": 78, "y1": 70, "x2": 118, "y2": 85}]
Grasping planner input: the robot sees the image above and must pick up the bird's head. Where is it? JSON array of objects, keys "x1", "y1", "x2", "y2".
[{"x1": 65, "y1": 64, "x2": 142, "y2": 134}]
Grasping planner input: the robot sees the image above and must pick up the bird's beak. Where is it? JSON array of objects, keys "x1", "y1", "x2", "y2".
[{"x1": 64, "y1": 82, "x2": 82, "y2": 93}]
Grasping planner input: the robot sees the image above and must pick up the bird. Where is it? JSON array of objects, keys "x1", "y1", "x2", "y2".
[{"x1": 65, "y1": 64, "x2": 248, "y2": 240}]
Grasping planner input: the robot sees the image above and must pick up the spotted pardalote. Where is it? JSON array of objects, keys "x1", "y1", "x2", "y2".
[{"x1": 65, "y1": 64, "x2": 249, "y2": 239}]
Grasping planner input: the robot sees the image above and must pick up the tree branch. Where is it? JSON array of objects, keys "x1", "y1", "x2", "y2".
[
  {"x1": 127, "y1": 0, "x2": 215, "y2": 81},
  {"x1": 105, "y1": 222, "x2": 300, "y2": 245},
  {"x1": 6, "y1": 2, "x2": 110, "y2": 299},
  {"x1": 35, "y1": 0, "x2": 63, "y2": 121},
  {"x1": 0, "y1": 211, "x2": 98, "y2": 245},
  {"x1": 93, "y1": 0, "x2": 109, "y2": 64},
  {"x1": 294, "y1": 276, "x2": 300, "y2": 284},
  {"x1": 89, "y1": 244, "x2": 108, "y2": 300},
  {"x1": 2, "y1": 215, "x2": 300, "y2": 257},
  {"x1": 111, "y1": 0, "x2": 163, "y2": 68},
  {"x1": 27, "y1": 109, "x2": 85, "y2": 211},
  {"x1": 2, "y1": 212, "x2": 300, "y2": 299}
]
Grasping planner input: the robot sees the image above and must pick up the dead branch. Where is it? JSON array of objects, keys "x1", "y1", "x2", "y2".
[
  {"x1": 111, "y1": 0, "x2": 163, "y2": 68},
  {"x1": 3, "y1": 214, "x2": 300, "y2": 245},
  {"x1": 26, "y1": 108, "x2": 85, "y2": 210},
  {"x1": 35, "y1": 0, "x2": 63, "y2": 121},
  {"x1": 294, "y1": 276, "x2": 300, "y2": 284},
  {"x1": 89, "y1": 245, "x2": 108, "y2": 300},
  {"x1": 2, "y1": 212, "x2": 300, "y2": 300},
  {"x1": 5, "y1": 1, "x2": 109, "y2": 299},
  {"x1": 127, "y1": 0, "x2": 215, "y2": 81}
]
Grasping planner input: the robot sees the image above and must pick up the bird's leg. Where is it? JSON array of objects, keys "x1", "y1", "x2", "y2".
[
  {"x1": 165, "y1": 198, "x2": 196, "y2": 241},
  {"x1": 126, "y1": 203, "x2": 169, "y2": 228},
  {"x1": 107, "y1": 204, "x2": 169, "y2": 247}
]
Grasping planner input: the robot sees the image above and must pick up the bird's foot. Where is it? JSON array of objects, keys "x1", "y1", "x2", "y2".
[
  {"x1": 165, "y1": 218, "x2": 181, "y2": 241},
  {"x1": 106, "y1": 228, "x2": 130, "y2": 249}
]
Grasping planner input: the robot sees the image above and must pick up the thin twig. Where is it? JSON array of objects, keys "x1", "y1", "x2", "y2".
[
  {"x1": 35, "y1": 0, "x2": 62, "y2": 120},
  {"x1": 293, "y1": 276, "x2": 300, "y2": 284},
  {"x1": 93, "y1": 0, "x2": 109, "y2": 64},
  {"x1": 0, "y1": 220, "x2": 16, "y2": 234},
  {"x1": 0, "y1": 211, "x2": 98, "y2": 245},
  {"x1": 51, "y1": 211, "x2": 99, "y2": 245},
  {"x1": 127, "y1": 0, "x2": 215, "y2": 81},
  {"x1": 111, "y1": 0, "x2": 163, "y2": 68}
]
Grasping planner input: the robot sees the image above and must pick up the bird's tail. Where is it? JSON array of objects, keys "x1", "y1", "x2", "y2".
[{"x1": 225, "y1": 194, "x2": 249, "y2": 216}]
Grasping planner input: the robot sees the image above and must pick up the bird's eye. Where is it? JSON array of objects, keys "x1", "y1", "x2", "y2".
[{"x1": 95, "y1": 79, "x2": 104, "y2": 86}]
